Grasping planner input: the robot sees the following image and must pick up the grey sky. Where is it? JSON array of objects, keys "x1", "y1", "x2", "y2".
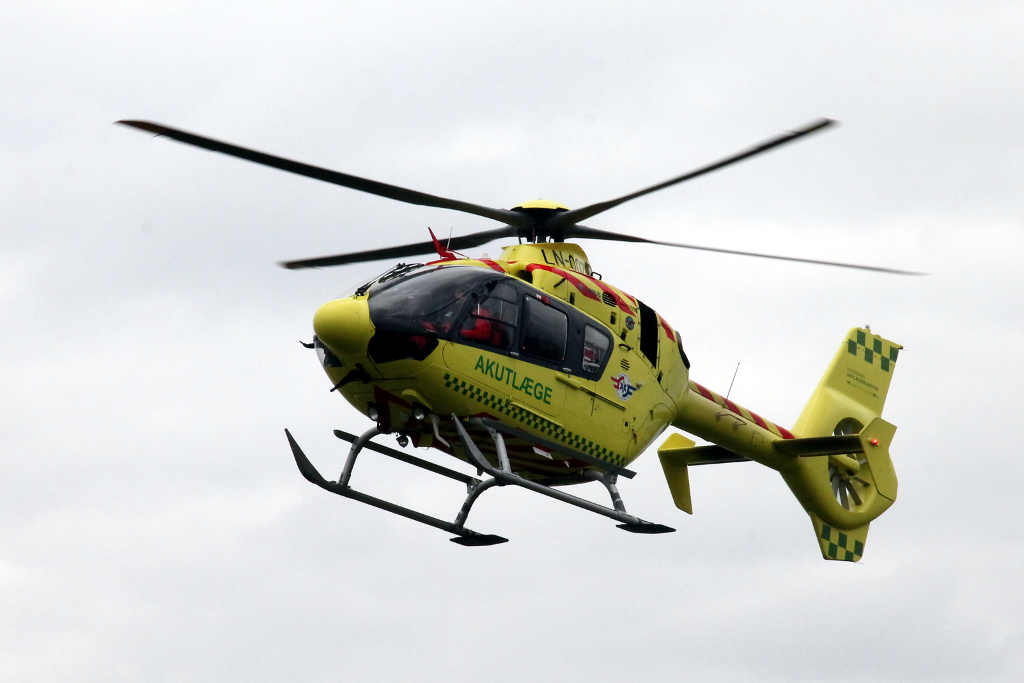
[{"x1": 2, "y1": 1, "x2": 1023, "y2": 681}]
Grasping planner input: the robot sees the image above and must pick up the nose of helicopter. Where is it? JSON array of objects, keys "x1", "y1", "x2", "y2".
[{"x1": 312, "y1": 297, "x2": 374, "y2": 358}]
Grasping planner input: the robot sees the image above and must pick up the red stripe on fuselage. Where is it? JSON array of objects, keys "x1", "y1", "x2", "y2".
[
  {"x1": 577, "y1": 274, "x2": 635, "y2": 314},
  {"x1": 656, "y1": 313, "x2": 676, "y2": 342},
  {"x1": 692, "y1": 382, "x2": 717, "y2": 402},
  {"x1": 749, "y1": 412, "x2": 770, "y2": 431},
  {"x1": 690, "y1": 383, "x2": 796, "y2": 440},
  {"x1": 525, "y1": 261, "x2": 635, "y2": 314},
  {"x1": 525, "y1": 264, "x2": 601, "y2": 302},
  {"x1": 478, "y1": 259, "x2": 506, "y2": 273}
]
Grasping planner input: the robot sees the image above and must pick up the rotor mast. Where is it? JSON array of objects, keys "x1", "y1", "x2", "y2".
[{"x1": 507, "y1": 199, "x2": 571, "y2": 243}]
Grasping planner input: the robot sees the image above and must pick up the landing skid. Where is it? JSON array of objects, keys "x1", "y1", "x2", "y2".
[
  {"x1": 284, "y1": 416, "x2": 673, "y2": 545},
  {"x1": 456, "y1": 417, "x2": 674, "y2": 535},
  {"x1": 285, "y1": 428, "x2": 507, "y2": 545}
]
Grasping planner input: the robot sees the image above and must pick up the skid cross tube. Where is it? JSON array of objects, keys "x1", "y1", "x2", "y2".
[
  {"x1": 474, "y1": 416, "x2": 637, "y2": 479},
  {"x1": 285, "y1": 429, "x2": 507, "y2": 546},
  {"x1": 333, "y1": 429, "x2": 478, "y2": 485},
  {"x1": 457, "y1": 417, "x2": 673, "y2": 534},
  {"x1": 581, "y1": 471, "x2": 627, "y2": 513}
]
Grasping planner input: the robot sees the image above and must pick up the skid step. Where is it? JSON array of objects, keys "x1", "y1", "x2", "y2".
[
  {"x1": 450, "y1": 534, "x2": 508, "y2": 547},
  {"x1": 617, "y1": 522, "x2": 675, "y2": 534}
]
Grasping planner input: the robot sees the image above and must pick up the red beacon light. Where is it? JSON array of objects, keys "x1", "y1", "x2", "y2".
[{"x1": 869, "y1": 438, "x2": 880, "y2": 447}]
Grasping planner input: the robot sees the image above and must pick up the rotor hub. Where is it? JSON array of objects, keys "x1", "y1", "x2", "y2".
[{"x1": 509, "y1": 200, "x2": 571, "y2": 242}]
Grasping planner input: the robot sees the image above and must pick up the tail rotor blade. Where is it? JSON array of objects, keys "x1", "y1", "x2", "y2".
[{"x1": 846, "y1": 481, "x2": 863, "y2": 507}]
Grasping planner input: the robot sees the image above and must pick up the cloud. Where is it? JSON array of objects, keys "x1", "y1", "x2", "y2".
[{"x1": 1, "y1": 1, "x2": 1023, "y2": 681}]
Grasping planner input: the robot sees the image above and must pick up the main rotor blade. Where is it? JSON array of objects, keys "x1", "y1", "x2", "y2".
[
  {"x1": 280, "y1": 225, "x2": 518, "y2": 269},
  {"x1": 565, "y1": 225, "x2": 926, "y2": 275},
  {"x1": 117, "y1": 120, "x2": 530, "y2": 230},
  {"x1": 548, "y1": 119, "x2": 836, "y2": 230}
]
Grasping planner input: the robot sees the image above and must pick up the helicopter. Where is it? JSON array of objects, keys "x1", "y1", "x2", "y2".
[{"x1": 119, "y1": 117, "x2": 916, "y2": 561}]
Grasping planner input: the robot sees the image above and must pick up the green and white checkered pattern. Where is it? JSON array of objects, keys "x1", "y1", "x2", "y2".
[
  {"x1": 820, "y1": 523, "x2": 864, "y2": 562},
  {"x1": 847, "y1": 329, "x2": 900, "y2": 373},
  {"x1": 443, "y1": 372, "x2": 627, "y2": 467}
]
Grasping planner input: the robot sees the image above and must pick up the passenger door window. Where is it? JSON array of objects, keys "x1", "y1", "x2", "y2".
[
  {"x1": 520, "y1": 296, "x2": 568, "y2": 363},
  {"x1": 637, "y1": 299, "x2": 659, "y2": 368},
  {"x1": 582, "y1": 324, "x2": 611, "y2": 375}
]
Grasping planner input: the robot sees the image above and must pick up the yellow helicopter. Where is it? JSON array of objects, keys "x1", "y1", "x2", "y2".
[{"x1": 119, "y1": 118, "x2": 918, "y2": 561}]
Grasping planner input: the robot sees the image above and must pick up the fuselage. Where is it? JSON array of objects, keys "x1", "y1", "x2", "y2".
[
  {"x1": 308, "y1": 240, "x2": 897, "y2": 535},
  {"x1": 311, "y1": 242, "x2": 691, "y2": 482}
]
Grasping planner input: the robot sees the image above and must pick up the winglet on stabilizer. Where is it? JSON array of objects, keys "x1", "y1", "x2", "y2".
[
  {"x1": 658, "y1": 434, "x2": 751, "y2": 514},
  {"x1": 658, "y1": 434, "x2": 696, "y2": 514}
]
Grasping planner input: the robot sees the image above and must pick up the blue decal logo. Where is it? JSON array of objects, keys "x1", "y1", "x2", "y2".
[
  {"x1": 611, "y1": 373, "x2": 638, "y2": 400},
  {"x1": 625, "y1": 316, "x2": 635, "y2": 330}
]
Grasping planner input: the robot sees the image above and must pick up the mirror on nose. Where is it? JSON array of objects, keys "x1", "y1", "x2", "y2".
[{"x1": 312, "y1": 336, "x2": 343, "y2": 368}]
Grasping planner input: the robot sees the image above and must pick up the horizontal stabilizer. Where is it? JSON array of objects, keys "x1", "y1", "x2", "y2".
[
  {"x1": 773, "y1": 434, "x2": 863, "y2": 457},
  {"x1": 678, "y1": 445, "x2": 750, "y2": 465},
  {"x1": 657, "y1": 433, "x2": 750, "y2": 514}
]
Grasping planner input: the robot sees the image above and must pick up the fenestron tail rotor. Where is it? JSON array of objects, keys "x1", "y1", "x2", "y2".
[
  {"x1": 830, "y1": 419, "x2": 870, "y2": 511},
  {"x1": 830, "y1": 464, "x2": 866, "y2": 510}
]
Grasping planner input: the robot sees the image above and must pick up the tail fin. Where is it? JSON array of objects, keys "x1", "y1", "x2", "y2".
[
  {"x1": 782, "y1": 327, "x2": 902, "y2": 562},
  {"x1": 812, "y1": 513, "x2": 869, "y2": 562},
  {"x1": 793, "y1": 327, "x2": 902, "y2": 437}
]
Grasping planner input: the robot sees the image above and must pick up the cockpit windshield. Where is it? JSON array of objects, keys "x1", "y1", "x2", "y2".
[
  {"x1": 336, "y1": 263, "x2": 429, "y2": 300},
  {"x1": 368, "y1": 266, "x2": 503, "y2": 335}
]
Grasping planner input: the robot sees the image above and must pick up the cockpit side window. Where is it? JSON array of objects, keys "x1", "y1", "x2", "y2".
[
  {"x1": 458, "y1": 281, "x2": 519, "y2": 350},
  {"x1": 521, "y1": 295, "x2": 568, "y2": 363}
]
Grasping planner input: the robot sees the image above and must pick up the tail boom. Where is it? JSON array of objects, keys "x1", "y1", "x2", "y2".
[{"x1": 670, "y1": 380, "x2": 799, "y2": 472}]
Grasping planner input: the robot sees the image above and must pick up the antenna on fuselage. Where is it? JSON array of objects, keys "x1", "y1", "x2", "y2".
[{"x1": 726, "y1": 362, "x2": 741, "y2": 401}]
